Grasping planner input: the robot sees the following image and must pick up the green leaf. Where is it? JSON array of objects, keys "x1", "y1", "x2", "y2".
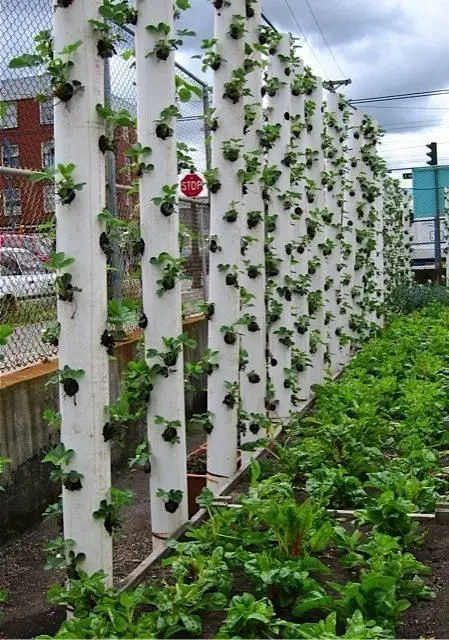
[
  {"x1": 309, "y1": 520, "x2": 334, "y2": 553},
  {"x1": 8, "y1": 54, "x2": 43, "y2": 68},
  {"x1": 292, "y1": 595, "x2": 335, "y2": 618},
  {"x1": 0, "y1": 325, "x2": 13, "y2": 345}
]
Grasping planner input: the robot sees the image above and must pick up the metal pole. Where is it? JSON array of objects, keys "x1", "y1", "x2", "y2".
[
  {"x1": 104, "y1": 56, "x2": 122, "y2": 300},
  {"x1": 434, "y1": 167, "x2": 442, "y2": 281},
  {"x1": 200, "y1": 85, "x2": 212, "y2": 300}
]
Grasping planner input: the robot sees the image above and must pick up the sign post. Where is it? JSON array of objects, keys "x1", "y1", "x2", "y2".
[{"x1": 180, "y1": 172, "x2": 204, "y2": 198}]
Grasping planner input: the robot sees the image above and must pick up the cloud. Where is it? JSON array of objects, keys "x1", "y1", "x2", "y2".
[
  {"x1": 3, "y1": 0, "x2": 449, "y2": 168},
  {"x1": 266, "y1": 0, "x2": 409, "y2": 48}
]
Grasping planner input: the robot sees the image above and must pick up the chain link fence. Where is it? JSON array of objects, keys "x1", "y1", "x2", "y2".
[{"x1": 1, "y1": 8, "x2": 210, "y2": 372}]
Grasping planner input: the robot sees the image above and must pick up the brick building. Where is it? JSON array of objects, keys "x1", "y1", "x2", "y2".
[
  {"x1": 0, "y1": 74, "x2": 136, "y2": 231},
  {"x1": 0, "y1": 76, "x2": 55, "y2": 229}
]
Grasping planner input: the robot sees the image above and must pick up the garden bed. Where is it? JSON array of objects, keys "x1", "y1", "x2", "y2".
[{"x1": 4, "y1": 305, "x2": 449, "y2": 638}]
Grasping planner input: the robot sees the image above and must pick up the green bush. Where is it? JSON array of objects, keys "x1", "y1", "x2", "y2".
[{"x1": 387, "y1": 283, "x2": 449, "y2": 314}]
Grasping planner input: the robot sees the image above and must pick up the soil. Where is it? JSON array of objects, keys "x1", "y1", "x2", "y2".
[
  {"x1": 398, "y1": 521, "x2": 449, "y2": 639},
  {"x1": 0, "y1": 428, "x2": 206, "y2": 640},
  {"x1": 3, "y1": 429, "x2": 449, "y2": 640}
]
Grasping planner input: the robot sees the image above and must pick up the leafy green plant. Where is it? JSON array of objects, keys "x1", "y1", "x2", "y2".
[
  {"x1": 217, "y1": 593, "x2": 284, "y2": 639},
  {"x1": 145, "y1": 23, "x2": 193, "y2": 60},
  {"x1": 157, "y1": 488, "x2": 183, "y2": 513},
  {"x1": 149, "y1": 252, "x2": 185, "y2": 296},
  {"x1": 44, "y1": 252, "x2": 81, "y2": 303},
  {"x1": 42, "y1": 443, "x2": 83, "y2": 491},
  {"x1": 54, "y1": 365, "x2": 85, "y2": 402},
  {"x1": 93, "y1": 487, "x2": 134, "y2": 535},
  {"x1": 151, "y1": 183, "x2": 178, "y2": 217},
  {"x1": 44, "y1": 537, "x2": 86, "y2": 580},
  {"x1": 41, "y1": 321, "x2": 61, "y2": 347},
  {"x1": 155, "y1": 105, "x2": 180, "y2": 140},
  {"x1": 30, "y1": 164, "x2": 85, "y2": 206},
  {"x1": 128, "y1": 439, "x2": 152, "y2": 473},
  {"x1": 9, "y1": 33, "x2": 83, "y2": 103}
]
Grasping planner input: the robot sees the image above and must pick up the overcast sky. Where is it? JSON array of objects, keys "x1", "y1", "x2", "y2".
[
  {"x1": 175, "y1": 0, "x2": 449, "y2": 178},
  {"x1": 3, "y1": 0, "x2": 449, "y2": 178}
]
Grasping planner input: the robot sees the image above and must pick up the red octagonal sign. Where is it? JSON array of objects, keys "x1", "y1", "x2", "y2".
[{"x1": 180, "y1": 173, "x2": 204, "y2": 198}]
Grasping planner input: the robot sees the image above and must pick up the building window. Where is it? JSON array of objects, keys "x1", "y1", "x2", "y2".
[
  {"x1": 3, "y1": 188, "x2": 21, "y2": 217},
  {"x1": 1, "y1": 143, "x2": 19, "y2": 168},
  {"x1": 40, "y1": 99, "x2": 54, "y2": 125},
  {"x1": 0, "y1": 102, "x2": 18, "y2": 129},
  {"x1": 43, "y1": 184, "x2": 55, "y2": 213},
  {"x1": 41, "y1": 139, "x2": 55, "y2": 168}
]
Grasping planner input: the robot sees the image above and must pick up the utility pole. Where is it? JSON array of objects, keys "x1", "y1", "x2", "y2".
[{"x1": 426, "y1": 142, "x2": 441, "y2": 280}]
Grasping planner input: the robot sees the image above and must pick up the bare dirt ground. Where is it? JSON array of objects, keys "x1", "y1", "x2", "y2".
[{"x1": 0, "y1": 429, "x2": 205, "y2": 640}]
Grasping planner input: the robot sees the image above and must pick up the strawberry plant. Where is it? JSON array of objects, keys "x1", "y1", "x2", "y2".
[
  {"x1": 155, "y1": 105, "x2": 180, "y2": 140},
  {"x1": 157, "y1": 488, "x2": 183, "y2": 513},
  {"x1": 93, "y1": 487, "x2": 134, "y2": 535},
  {"x1": 149, "y1": 252, "x2": 185, "y2": 296},
  {"x1": 30, "y1": 164, "x2": 85, "y2": 206},
  {"x1": 9, "y1": 34, "x2": 83, "y2": 103},
  {"x1": 42, "y1": 443, "x2": 83, "y2": 491}
]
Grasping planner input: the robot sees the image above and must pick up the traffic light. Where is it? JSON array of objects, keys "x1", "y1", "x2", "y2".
[{"x1": 426, "y1": 142, "x2": 438, "y2": 166}]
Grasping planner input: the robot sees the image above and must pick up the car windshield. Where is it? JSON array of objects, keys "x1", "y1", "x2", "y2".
[
  {"x1": 0, "y1": 253, "x2": 21, "y2": 275},
  {"x1": 0, "y1": 250, "x2": 45, "y2": 275},
  {"x1": 15, "y1": 251, "x2": 46, "y2": 274}
]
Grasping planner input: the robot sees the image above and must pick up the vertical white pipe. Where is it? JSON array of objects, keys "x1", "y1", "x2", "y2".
[
  {"x1": 207, "y1": 0, "x2": 245, "y2": 491},
  {"x1": 54, "y1": 0, "x2": 112, "y2": 578},
  {"x1": 304, "y1": 80, "x2": 325, "y2": 386},
  {"x1": 266, "y1": 35, "x2": 292, "y2": 419},
  {"x1": 240, "y1": 0, "x2": 266, "y2": 460},
  {"x1": 135, "y1": 0, "x2": 188, "y2": 544},
  {"x1": 337, "y1": 101, "x2": 352, "y2": 365},
  {"x1": 350, "y1": 111, "x2": 366, "y2": 341},
  {"x1": 323, "y1": 91, "x2": 343, "y2": 374},
  {"x1": 340, "y1": 109, "x2": 362, "y2": 354},
  {"x1": 290, "y1": 63, "x2": 311, "y2": 400},
  {"x1": 374, "y1": 190, "x2": 384, "y2": 326}
]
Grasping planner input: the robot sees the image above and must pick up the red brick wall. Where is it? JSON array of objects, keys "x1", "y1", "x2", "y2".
[
  {"x1": 0, "y1": 99, "x2": 136, "y2": 231},
  {"x1": 0, "y1": 98, "x2": 53, "y2": 229}
]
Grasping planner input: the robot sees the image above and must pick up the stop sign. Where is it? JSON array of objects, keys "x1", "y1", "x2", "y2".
[{"x1": 180, "y1": 173, "x2": 204, "y2": 198}]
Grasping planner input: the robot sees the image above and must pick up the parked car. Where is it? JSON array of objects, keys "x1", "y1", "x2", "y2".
[
  {"x1": 0, "y1": 233, "x2": 53, "y2": 262},
  {"x1": 0, "y1": 248, "x2": 55, "y2": 316}
]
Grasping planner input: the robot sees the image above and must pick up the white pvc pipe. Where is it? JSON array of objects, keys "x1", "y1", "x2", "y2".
[
  {"x1": 304, "y1": 80, "x2": 325, "y2": 386},
  {"x1": 341, "y1": 109, "x2": 362, "y2": 353},
  {"x1": 323, "y1": 91, "x2": 343, "y2": 374},
  {"x1": 54, "y1": 0, "x2": 112, "y2": 579},
  {"x1": 350, "y1": 111, "x2": 366, "y2": 339},
  {"x1": 266, "y1": 35, "x2": 292, "y2": 419},
  {"x1": 290, "y1": 63, "x2": 311, "y2": 401},
  {"x1": 240, "y1": 0, "x2": 266, "y2": 462},
  {"x1": 207, "y1": 0, "x2": 246, "y2": 491},
  {"x1": 135, "y1": 0, "x2": 188, "y2": 545}
]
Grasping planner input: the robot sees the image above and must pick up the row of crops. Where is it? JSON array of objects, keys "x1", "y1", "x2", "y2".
[{"x1": 28, "y1": 302, "x2": 448, "y2": 638}]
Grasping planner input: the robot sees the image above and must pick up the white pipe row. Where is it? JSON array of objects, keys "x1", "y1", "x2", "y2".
[{"x1": 52, "y1": 3, "x2": 413, "y2": 580}]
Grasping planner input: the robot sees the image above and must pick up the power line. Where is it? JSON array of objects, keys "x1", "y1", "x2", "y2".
[
  {"x1": 381, "y1": 142, "x2": 449, "y2": 153},
  {"x1": 364, "y1": 105, "x2": 449, "y2": 110},
  {"x1": 302, "y1": 0, "x2": 347, "y2": 78},
  {"x1": 282, "y1": 0, "x2": 330, "y2": 80},
  {"x1": 381, "y1": 119, "x2": 445, "y2": 128},
  {"x1": 350, "y1": 88, "x2": 449, "y2": 104}
]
